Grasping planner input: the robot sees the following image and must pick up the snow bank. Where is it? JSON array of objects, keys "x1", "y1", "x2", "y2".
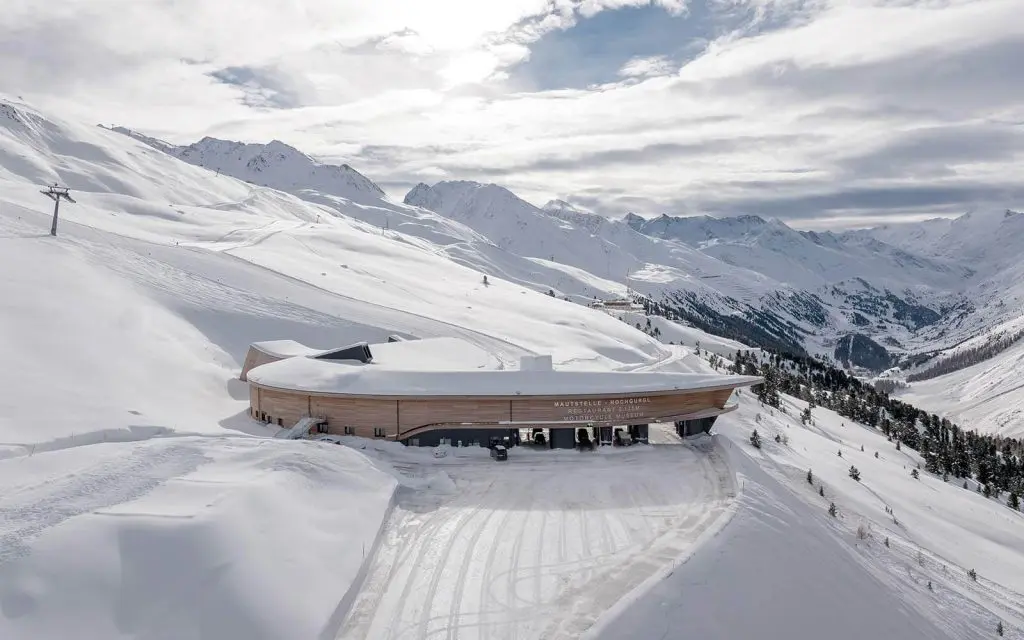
[
  {"x1": 0, "y1": 224, "x2": 242, "y2": 448},
  {"x1": 0, "y1": 437, "x2": 397, "y2": 640},
  {"x1": 709, "y1": 394, "x2": 1024, "y2": 636},
  {"x1": 594, "y1": 435, "x2": 952, "y2": 640}
]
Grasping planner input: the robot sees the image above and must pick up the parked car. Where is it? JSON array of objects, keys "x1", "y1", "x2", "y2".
[
  {"x1": 532, "y1": 428, "x2": 547, "y2": 446},
  {"x1": 577, "y1": 428, "x2": 595, "y2": 451},
  {"x1": 490, "y1": 444, "x2": 508, "y2": 461},
  {"x1": 614, "y1": 428, "x2": 632, "y2": 446}
]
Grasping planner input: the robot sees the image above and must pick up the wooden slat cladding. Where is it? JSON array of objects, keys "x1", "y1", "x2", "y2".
[
  {"x1": 311, "y1": 396, "x2": 398, "y2": 429},
  {"x1": 250, "y1": 382, "x2": 746, "y2": 438},
  {"x1": 256, "y1": 388, "x2": 309, "y2": 426},
  {"x1": 398, "y1": 399, "x2": 511, "y2": 432},
  {"x1": 240, "y1": 348, "x2": 284, "y2": 381},
  {"x1": 510, "y1": 389, "x2": 730, "y2": 425}
]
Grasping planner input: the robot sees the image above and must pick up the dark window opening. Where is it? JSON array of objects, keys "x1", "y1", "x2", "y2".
[
  {"x1": 373, "y1": 428, "x2": 386, "y2": 438},
  {"x1": 344, "y1": 426, "x2": 355, "y2": 435},
  {"x1": 315, "y1": 342, "x2": 373, "y2": 363}
]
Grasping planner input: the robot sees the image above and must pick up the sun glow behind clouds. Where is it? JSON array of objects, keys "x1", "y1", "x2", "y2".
[{"x1": 1, "y1": 0, "x2": 1022, "y2": 227}]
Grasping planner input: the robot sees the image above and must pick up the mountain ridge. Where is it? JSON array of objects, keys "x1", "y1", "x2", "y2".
[{"x1": 96, "y1": 113, "x2": 1023, "y2": 378}]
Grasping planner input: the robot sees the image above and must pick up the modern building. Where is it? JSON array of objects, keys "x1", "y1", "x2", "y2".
[{"x1": 242, "y1": 337, "x2": 761, "y2": 447}]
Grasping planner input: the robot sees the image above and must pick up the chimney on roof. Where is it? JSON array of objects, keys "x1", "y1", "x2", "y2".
[{"x1": 520, "y1": 355, "x2": 553, "y2": 371}]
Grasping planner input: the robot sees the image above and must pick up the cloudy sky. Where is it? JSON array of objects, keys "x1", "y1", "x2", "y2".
[{"x1": 3, "y1": 0, "x2": 1023, "y2": 227}]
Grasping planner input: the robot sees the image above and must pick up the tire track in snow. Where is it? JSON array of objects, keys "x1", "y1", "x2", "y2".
[
  {"x1": 474, "y1": 485, "x2": 526, "y2": 640},
  {"x1": 532, "y1": 506, "x2": 550, "y2": 608},
  {"x1": 413, "y1": 483, "x2": 496, "y2": 639},
  {"x1": 339, "y1": 490, "x2": 464, "y2": 639},
  {"x1": 386, "y1": 501, "x2": 486, "y2": 640},
  {"x1": 445, "y1": 499, "x2": 505, "y2": 639}
]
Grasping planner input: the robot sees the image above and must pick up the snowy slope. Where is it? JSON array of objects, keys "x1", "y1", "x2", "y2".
[
  {"x1": 413, "y1": 181, "x2": 1014, "y2": 370},
  {"x1": 898, "y1": 326, "x2": 1024, "y2": 437},
  {"x1": 0, "y1": 96, "x2": 677, "y2": 640},
  {"x1": 0, "y1": 436, "x2": 398, "y2": 640},
  {"x1": 3, "y1": 94, "x2": 1024, "y2": 640},
  {"x1": 846, "y1": 209, "x2": 1024, "y2": 349},
  {"x1": 108, "y1": 127, "x2": 651, "y2": 309},
  {"x1": 601, "y1": 350, "x2": 1024, "y2": 639},
  {"x1": 106, "y1": 120, "x2": 1017, "y2": 379},
  {"x1": 406, "y1": 181, "x2": 796, "y2": 331},
  {"x1": 107, "y1": 127, "x2": 387, "y2": 206},
  {"x1": 628, "y1": 212, "x2": 967, "y2": 291}
]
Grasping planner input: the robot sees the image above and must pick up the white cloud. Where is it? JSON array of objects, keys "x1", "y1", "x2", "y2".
[
  {"x1": 619, "y1": 55, "x2": 675, "y2": 77},
  {"x1": 1, "y1": 0, "x2": 1022, "y2": 227},
  {"x1": 578, "y1": 0, "x2": 689, "y2": 18}
]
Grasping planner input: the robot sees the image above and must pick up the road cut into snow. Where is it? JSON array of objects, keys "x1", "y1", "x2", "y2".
[
  {"x1": 593, "y1": 434, "x2": 954, "y2": 640},
  {"x1": 336, "y1": 427, "x2": 735, "y2": 640}
]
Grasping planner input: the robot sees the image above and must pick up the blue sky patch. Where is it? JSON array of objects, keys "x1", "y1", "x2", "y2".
[{"x1": 510, "y1": 3, "x2": 716, "y2": 90}]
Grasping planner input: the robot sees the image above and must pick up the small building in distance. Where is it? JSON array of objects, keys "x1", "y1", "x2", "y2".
[{"x1": 588, "y1": 297, "x2": 643, "y2": 311}]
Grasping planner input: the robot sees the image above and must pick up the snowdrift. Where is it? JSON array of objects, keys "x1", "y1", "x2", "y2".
[{"x1": 0, "y1": 437, "x2": 397, "y2": 640}]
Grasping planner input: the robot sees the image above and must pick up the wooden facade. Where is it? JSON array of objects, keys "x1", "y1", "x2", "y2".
[
  {"x1": 248, "y1": 382, "x2": 745, "y2": 441},
  {"x1": 240, "y1": 348, "x2": 286, "y2": 382}
]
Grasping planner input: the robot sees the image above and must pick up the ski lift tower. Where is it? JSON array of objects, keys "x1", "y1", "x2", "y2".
[{"x1": 40, "y1": 183, "x2": 76, "y2": 236}]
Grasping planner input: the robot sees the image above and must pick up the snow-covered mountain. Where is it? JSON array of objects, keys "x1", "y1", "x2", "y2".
[
  {"x1": 6, "y1": 95, "x2": 1024, "y2": 640},
  {"x1": 629, "y1": 212, "x2": 970, "y2": 291},
  {"x1": 106, "y1": 127, "x2": 387, "y2": 205},
  {"x1": 100, "y1": 110, "x2": 1024, "y2": 432},
  {"x1": 407, "y1": 181, "x2": 1014, "y2": 373}
]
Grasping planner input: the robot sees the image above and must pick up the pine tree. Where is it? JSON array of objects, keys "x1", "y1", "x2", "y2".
[
  {"x1": 849, "y1": 466, "x2": 861, "y2": 481},
  {"x1": 927, "y1": 580, "x2": 933, "y2": 591},
  {"x1": 968, "y1": 568, "x2": 977, "y2": 581},
  {"x1": 1010, "y1": 492, "x2": 1020, "y2": 510},
  {"x1": 807, "y1": 469, "x2": 813, "y2": 484},
  {"x1": 911, "y1": 469, "x2": 920, "y2": 479},
  {"x1": 884, "y1": 536, "x2": 889, "y2": 548},
  {"x1": 828, "y1": 502, "x2": 837, "y2": 517},
  {"x1": 750, "y1": 429, "x2": 762, "y2": 449},
  {"x1": 819, "y1": 485, "x2": 825, "y2": 497},
  {"x1": 997, "y1": 620, "x2": 1004, "y2": 636},
  {"x1": 801, "y1": 406, "x2": 812, "y2": 425},
  {"x1": 875, "y1": 451, "x2": 880, "y2": 458}
]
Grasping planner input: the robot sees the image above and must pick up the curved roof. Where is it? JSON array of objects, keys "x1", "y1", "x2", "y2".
[
  {"x1": 250, "y1": 337, "x2": 502, "y2": 370},
  {"x1": 246, "y1": 355, "x2": 761, "y2": 397}
]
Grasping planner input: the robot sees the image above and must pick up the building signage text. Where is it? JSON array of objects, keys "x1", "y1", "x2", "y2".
[{"x1": 551, "y1": 396, "x2": 653, "y2": 423}]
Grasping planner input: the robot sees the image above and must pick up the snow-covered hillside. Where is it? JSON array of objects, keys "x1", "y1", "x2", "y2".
[
  {"x1": 411, "y1": 181, "x2": 1020, "y2": 376},
  {"x1": 106, "y1": 117, "x2": 1021, "y2": 391},
  {"x1": 895, "y1": 315, "x2": 1024, "y2": 437},
  {"x1": 0, "y1": 96, "x2": 679, "y2": 640},
  {"x1": 3, "y1": 94, "x2": 1024, "y2": 640},
  {"x1": 106, "y1": 127, "x2": 387, "y2": 205}
]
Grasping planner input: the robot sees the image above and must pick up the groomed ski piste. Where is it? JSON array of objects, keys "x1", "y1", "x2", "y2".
[{"x1": 2, "y1": 98, "x2": 1024, "y2": 640}]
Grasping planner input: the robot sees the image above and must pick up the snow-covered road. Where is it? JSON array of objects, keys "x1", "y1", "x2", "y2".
[{"x1": 338, "y1": 429, "x2": 734, "y2": 640}]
